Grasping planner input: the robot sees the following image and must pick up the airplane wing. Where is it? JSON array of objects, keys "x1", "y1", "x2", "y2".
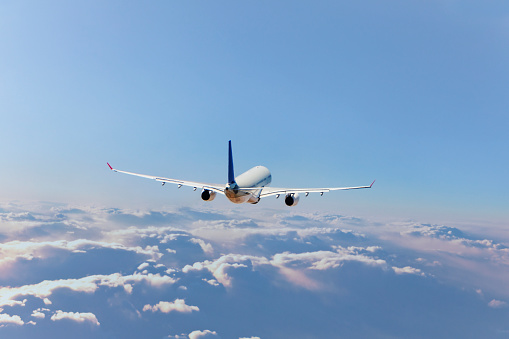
[
  {"x1": 107, "y1": 163, "x2": 225, "y2": 194},
  {"x1": 259, "y1": 180, "x2": 376, "y2": 198}
]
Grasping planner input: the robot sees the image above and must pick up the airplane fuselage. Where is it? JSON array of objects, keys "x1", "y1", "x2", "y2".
[{"x1": 224, "y1": 166, "x2": 271, "y2": 204}]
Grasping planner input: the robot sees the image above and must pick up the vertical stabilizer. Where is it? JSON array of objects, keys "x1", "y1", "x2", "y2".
[{"x1": 228, "y1": 140, "x2": 236, "y2": 184}]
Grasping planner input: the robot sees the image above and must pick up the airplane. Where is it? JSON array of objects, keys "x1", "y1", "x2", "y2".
[{"x1": 107, "y1": 141, "x2": 375, "y2": 207}]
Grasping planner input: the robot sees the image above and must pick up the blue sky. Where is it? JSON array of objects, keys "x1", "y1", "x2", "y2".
[{"x1": 1, "y1": 1, "x2": 508, "y2": 224}]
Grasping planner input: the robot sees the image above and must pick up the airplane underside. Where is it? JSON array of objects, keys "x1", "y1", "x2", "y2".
[{"x1": 224, "y1": 187, "x2": 262, "y2": 204}]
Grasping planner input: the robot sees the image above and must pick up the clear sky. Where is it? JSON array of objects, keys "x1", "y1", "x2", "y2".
[{"x1": 1, "y1": 1, "x2": 508, "y2": 224}]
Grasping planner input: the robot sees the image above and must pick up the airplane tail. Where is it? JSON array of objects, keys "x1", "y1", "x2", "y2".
[{"x1": 228, "y1": 140, "x2": 236, "y2": 184}]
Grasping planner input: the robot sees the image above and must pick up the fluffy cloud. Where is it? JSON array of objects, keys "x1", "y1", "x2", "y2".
[
  {"x1": 31, "y1": 308, "x2": 49, "y2": 319},
  {"x1": 182, "y1": 246, "x2": 387, "y2": 290},
  {"x1": 0, "y1": 202, "x2": 508, "y2": 338},
  {"x1": 0, "y1": 313, "x2": 24, "y2": 326},
  {"x1": 188, "y1": 329, "x2": 218, "y2": 339},
  {"x1": 0, "y1": 239, "x2": 162, "y2": 269},
  {"x1": 190, "y1": 238, "x2": 214, "y2": 255},
  {"x1": 203, "y1": 279, "x2": 220, "y2": 287},
  {"x1": 50, "y1": 310, "x2": 100, "y2": 326},
  {"x1": 401, "y1": 224, "x2": 508, "y2": 251},
  {"x1": 137, "y1": 262, "x2": 150, "y2": 270},
  {"x1": 0, "y1": 271, "x2": 176, "y2": 308},
  {"x1": 143, "y1": 299, "x2": 199, "y2": 313},
  {"x1": 183, "y1": 254, "x2": 269, "y2": 287},
  {"x1": 392, "y1": 266, "x2": 424, "y2": 276},
  {"x1": 271, "y1": 247, "x2": 386, "y2": 271}
]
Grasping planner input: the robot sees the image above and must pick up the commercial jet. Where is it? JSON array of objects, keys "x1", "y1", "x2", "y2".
[{"x1": 107, "y1": 141, "x2": 375, "y2": 207}]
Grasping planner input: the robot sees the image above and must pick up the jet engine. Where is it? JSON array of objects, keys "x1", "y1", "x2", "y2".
[
  {"x1": 201, "y1": 189, "x2": 217, "y2": 202},
  {"x1": 284, "y1": 193, "x2": 300, "y2": 207}
]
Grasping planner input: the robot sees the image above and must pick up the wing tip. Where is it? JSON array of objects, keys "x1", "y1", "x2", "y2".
[
  {"x1": 107, "y1": 162, "x2": 113, "y2": 170},
  {"x1": 370, "y1": 179, "x2": 376, "y2": 188}
]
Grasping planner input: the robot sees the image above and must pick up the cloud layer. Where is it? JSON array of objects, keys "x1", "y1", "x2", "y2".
[{"x1": 0, "y1": 202, "x2": 508, "y2": 338}]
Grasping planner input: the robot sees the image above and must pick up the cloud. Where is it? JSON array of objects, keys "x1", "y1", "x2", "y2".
[
  {"x1": 270, "y1": 247, "x2": 387, "y2": 271},
  {"x1": 0, "y1": 271, "x2": 176, "y2": 308},
  {"x1": 31, "y1": 308, "x2": 49, "y2": 319},
  {"x1": 401, "y1": 224, "x2": 508, "y2": 251},
  {"x1": 137, "y1": 262, "x2": 150, "y2": 270},
  {"x1": 188, "y1": 329, "x2": 218, "y2": 339},
  {"x1": 190, "y1": 238, "x2": 214, "y2": 255},
  {"x1": 488, "y1": 299, "x2": 507, "y2": 308},
  {"x1": 183, "y1": 254, "x2": 269, "y2": 287},
  {"x1": 0, "y1": 313, "x2": 24, "y2": 326},
  {"x1": 182, "y1": 246, "x2": 388, "y2": 290},
  {"x1": 203, "y1": 279, "x2": 220, "y2": 287},
  {"x1": 0, "y1": 239, "x2": 162, "y2": 270},
  {"x1": 143, "y1": 299, "x2": 199, "y2": 314},
  {"x1": 392, "y1": 266, "x2": 424, "y2": 276},
  {"x1": 382, "y1": 221, "x2": 509, "y2": 298},
  {"x1": 1, "y1": 202, "x2": 508, "y2": 338},
  {"x1": 50, "y1": 310, "x2": 100, "y2": 326}
]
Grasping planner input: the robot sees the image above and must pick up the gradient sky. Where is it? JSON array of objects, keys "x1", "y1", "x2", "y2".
[{"x1": 1, "y1": 1, "x2": 508, "y2": 223}]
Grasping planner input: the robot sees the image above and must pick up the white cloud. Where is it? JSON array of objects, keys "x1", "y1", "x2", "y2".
[
  {"x1": 183, "y1": 247, "x2": 387, "y2": 289},
  {"x1": 31, "y1": 309, "x2": 47, "y2": 319},
  {"x1": 392, "y1": 266, "x2": 424, "y2": 276},
  {"x1": 2, "y1": 202, "x2": 508, "y2": 337},
  {"x1": 488, "y1": 299, "x2": 507, "y2": 308},
  {"x1": 0, "y1": 313, "x2": 24, "y2": 326},
  {"x1": 0, "y1": 271, "x2": 176, "y2": 308},
  {"x1": 400, "y1": 224, "x2": 508, "y2": 252},
  {"x1": 183, "y1": 254, "x2": 269, "y2": 287},
  {"x1": 346, "y1": 246, "x2": 382, "y2": 253},
  {"x1": 143, "y1": 299, "x2": 199, "y2": 314},
  {"x1": 203, "y1": 279, "x2": 220, "y2": 287},
  {"x1": 107, "y1": 226, "x2": 188, "y2": 245},
  {"x1": 190, "y1": 238, "x2": 214, "y2": 255},
  {"x1": 271, "y1": 247, "x2": 387, "y2": 271},
  {"x1": 124, "y1": 284, "x2": 133, "y2": 294},
  {"x1": 137, "y1": 262, "x2": 150, "y2": 270},
  {"x1": 0, "y1": 239, "x2": 162, "y2": 269},
  {"x1": 51, "y1": 310, "x2": 100, "y2": 326},
  {"x1": 188, "y1": 329, "x2": 218, "y2": 339}
]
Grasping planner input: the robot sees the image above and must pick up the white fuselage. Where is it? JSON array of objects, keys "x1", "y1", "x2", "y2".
[{"x1": 224, "y1": 166, "x2": 271, "y2": 204}]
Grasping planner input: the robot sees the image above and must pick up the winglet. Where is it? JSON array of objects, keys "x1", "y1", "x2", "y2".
[
  {"x1": 107, "y1": 162, "x2": 113, "y2": 170},
  {"x1": 228, "y1": 140, "x2": 236, "y2": 184},
  {"x1": 370, "y1": 179, "x2": 376, "y2": 188}
]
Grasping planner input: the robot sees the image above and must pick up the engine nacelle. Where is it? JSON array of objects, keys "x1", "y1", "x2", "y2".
[
  {"x1": 201, "y1": 189, "x2": 217, "y2": 202},
  {"x1": 284, "y1": 193, "x2": 300, "y2": 207}
]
